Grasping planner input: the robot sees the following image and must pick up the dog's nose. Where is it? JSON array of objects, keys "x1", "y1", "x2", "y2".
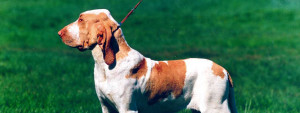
[{"x1": 58, "y1": 30, "x2": 64, "y2": 38}]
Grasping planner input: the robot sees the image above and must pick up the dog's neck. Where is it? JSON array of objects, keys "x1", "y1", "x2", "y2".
[
  {"x1": 91, "y1": 28, "x2": 144, "y2": 69},
  {"x1": 91, "y1": 28, "x2": 145, "y2": 82}
]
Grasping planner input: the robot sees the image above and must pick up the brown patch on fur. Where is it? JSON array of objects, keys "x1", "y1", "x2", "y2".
[
  {"x1": 78, "y1": 13, "x2": 103, "y2": 47},
  {"x1": 228, "y1": 73, "x2": 234, "y2": 87},
  {"x1": 211, "y1": 62, "x2": 225, "y2": 78},
  {"x1": 114, "y1": 29, "x2": 131, "y2": 61},
  {"x1": 126, "y1": 58, "x2": 147, "y2": 79},
  {"x1": 212, "y1": 62, "x2": 234, "y2": 87},
  {"x1": 80, "y1": 13, "x2": 130, "y2": 64},
  {"x1": 99, "y1": 22, "x2": 114, "y2": 65},
  {"x1": 145, "y1": 60, "x2": 186, "y2": 105},
  {"x1": 78, "y1": 13, "x2": 120, "y2": 65}
]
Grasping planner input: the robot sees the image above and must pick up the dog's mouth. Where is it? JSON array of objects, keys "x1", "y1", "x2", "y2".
[
  {"x1": 71, "y1": 45, "x2": 87, "y2": 52},
  {"x1": 75, "y1": 43, "x2": 97, "y2": 52},
  {"x1": 77, "y1": 46, "x2": 86, "y2": 52}
]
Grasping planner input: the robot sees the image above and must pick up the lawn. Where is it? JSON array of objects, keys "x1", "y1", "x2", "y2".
[{"x1": 0, "y1": 0, "x2": 299, "y2": 112}]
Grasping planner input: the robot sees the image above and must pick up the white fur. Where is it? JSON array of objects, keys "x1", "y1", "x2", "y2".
[
  {"x1": 72, "y1": 9, "x2": 237, "y2": 113},
  {"x1": 185, "y1": 59, "x2": 231, "y2": 112},
  {"x1": 67, "y1": 21, "x2": 81, "y2": 44},
  {"x1": 83, "y1": 9, "x2": 119, "y2": 25}
]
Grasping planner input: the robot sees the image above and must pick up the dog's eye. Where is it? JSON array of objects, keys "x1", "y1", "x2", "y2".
[{"x1": 79, "y1": 19, "x2": 83, "y2": 22}]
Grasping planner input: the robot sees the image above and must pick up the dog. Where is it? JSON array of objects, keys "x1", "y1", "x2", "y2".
[{"x1": 58, "y1": 9, "x2": 238, "y2": 113}]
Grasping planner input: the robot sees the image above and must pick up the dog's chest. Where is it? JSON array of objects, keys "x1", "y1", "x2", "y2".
[
  {"x1": 93, "y1": 62, "x2": 137, "y2": 102},
  {"x1": 93, "y1": 63, "x2": 118, "y2": 98},
  {"x1": 94, "y1": 64, "x2": 117, "y2": 96}
]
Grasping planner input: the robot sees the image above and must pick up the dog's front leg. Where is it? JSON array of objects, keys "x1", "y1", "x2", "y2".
[
  {"x1": 115, "y1": 87, "x2": 139, "y2": 113},
  {"x1": 118, "y1": 107, "x2": 138, "y2": 113},
  {"x1": 118, "y1": 106, "x2": 138, "y2": 113},
  {"x1": 116, "y1": 96, "x2": 138, "y2": 113},
  {"x1": 99, "y1": 98, "x2": 119, "y2": 113},
  {"x1": 100, "y1": 103, "x2": 110, "y2": 113}
]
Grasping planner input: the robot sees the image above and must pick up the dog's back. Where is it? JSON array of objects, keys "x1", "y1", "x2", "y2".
[{"x1": 131, "y1": 58, "x2": 237, "y2": 113}]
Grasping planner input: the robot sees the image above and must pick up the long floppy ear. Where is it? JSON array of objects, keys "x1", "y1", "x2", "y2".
[{"x1": 97, "y1": 23, "x2": 115, "y2": 65}]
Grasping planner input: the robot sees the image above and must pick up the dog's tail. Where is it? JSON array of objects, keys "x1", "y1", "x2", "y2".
[{"x1": 228, "y1": 74, "x2": 238, "y2": 113}]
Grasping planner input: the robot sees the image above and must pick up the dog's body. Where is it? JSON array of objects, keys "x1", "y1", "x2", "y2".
[{"x1": 58, "y1": 9, "x2": 238, "y2": 113}]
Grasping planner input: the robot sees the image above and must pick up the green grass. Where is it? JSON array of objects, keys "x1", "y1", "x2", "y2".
[{"x1": 0, "y1": 0, "x2": 299, "y2": 112}]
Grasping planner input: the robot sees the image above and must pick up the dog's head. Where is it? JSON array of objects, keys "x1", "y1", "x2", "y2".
[{"x1": 58, "y1": 9, "x2": 119, "y2": 65}]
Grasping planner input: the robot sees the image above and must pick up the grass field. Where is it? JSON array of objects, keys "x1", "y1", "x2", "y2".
[{"x1": 0, "y1": 0, "x2": 300, "y2": 112}]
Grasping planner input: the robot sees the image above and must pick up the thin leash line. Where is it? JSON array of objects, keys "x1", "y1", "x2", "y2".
[{"x1": 119, "y1": 0, "x2": 143, "y2": 25}]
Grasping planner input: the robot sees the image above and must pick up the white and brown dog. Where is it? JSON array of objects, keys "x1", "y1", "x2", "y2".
[{"x1": 58, "y1": 9, "x2": 238, "y2": 113}]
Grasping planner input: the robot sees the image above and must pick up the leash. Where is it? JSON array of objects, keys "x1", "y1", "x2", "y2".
[{"x1": 119, "y1": 0, "x2": 143, "y2": 26}]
